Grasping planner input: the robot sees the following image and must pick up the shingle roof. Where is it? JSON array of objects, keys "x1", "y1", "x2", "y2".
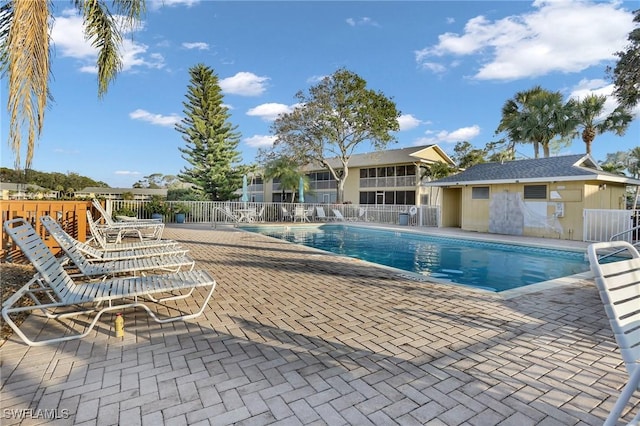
[
  {"x1": 428, "y1": 154, "x2": 640, "y2": 186},
  {"x1": 305, "y1": 144, "x2": 454, "y2": 171}
]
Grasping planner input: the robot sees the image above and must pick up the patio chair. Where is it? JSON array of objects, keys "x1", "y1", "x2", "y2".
[
  {"x1": 587, "y1": 241, "x2": 640, "y2": 426},
  {"x1": 255, "y1": 206, "x2": 265, "y2": 222},
  {"x1": 357, "y1": 207, "x2": 367, "y2": 221},
  {"x1": 91, "y1": 200, "x2": 165, "y2": 242},
  {"x1": 224, "y1": 206, "x2": 241, "y2": 222},
  {"x1": 281, "y1": 206, "x2": 292, "y2": 221},
  {"x1": 40, "y1": 216, "x2": 188, "y2": 261},
  {"x1": 331, "y1": 209, "x2": 346, "y2": 222},
  {"x1": 87, "y1": 210, "x2": 179, "y2": 252},
  {"x1": 294, "y1": 206, "x2": 309, "y2": 222},
  {"x1": 2, "y1": 218, "x2": 216, "y2": 347},
  {"x1": 40, "y1": 216, "x2": 195, "y2": 279},
  {"x1": 315, "y1": 206, "x2": 330, "y2": 221},
  {"x1": 93, "y1": 199, "x2": 160, "y2": 224}
]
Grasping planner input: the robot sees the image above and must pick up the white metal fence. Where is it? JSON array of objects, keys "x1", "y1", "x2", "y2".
[
  {"x1": 106, "y1": 200, "x2": 439, "y2": 227},
  {"x1": 583, "y1": 209, "x2": 640, "y2": 242}
]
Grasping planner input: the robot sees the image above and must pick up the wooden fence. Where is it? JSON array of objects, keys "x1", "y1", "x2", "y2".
[{"x1": 1, "y1": 200, "x2": 95, "y2": 262}]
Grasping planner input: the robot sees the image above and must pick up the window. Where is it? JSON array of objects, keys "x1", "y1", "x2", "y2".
[
  {"x1": 358, "y1": 190, "x2": 416, "y2": 205},
  {"x1": 385, "y1": 191, "x2": 395, "y2": 204},
  {"x1": 524, "y1": 185, "x2": 547, "y2": 199},
  {"x1": 472, "y1": 186, "x2": 490, "y2": 199}
]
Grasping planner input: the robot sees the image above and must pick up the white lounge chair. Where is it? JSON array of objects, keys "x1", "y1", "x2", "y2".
[
  {"x1": 357, "y1": 207, "x2": 367, "y2": 221},
  {"x1": 93, "y1": 199, "x2": 161, "y2": 224},
  {"x1": 87, "y1": 211, "x2": 179, "y2": 252},
  {"x1": 331, "y1": 209, "x2": 346, "y2": 221},
  {"x1": 40, "y1": 216, "x2": 195, "y2": 279},
  {"x1": 315, "y1": 206, "x2": 330, "y2": 221},
  {"x1": 587, "y1": 241, "x2": 640, "y2": 426},
  {"x1": 2, "y1": 218, "x2": 216, "y2": 347},
  {"x1": 254, "y1": 206, "x2": 265, "y2": 222},
  {"x1": 91, "y1": 199, "x2": 165, "y2": 242},
  {"x1": 224, "y1": 206, "x2": 241, "y2": 222},
  {"x1": 41, "y1": 216, "x2": 188, "y2": 261}
]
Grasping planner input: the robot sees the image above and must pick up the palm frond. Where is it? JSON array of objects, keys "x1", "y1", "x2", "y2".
[
  {"x1": 78, "y1": 0, "x2": 122, "y2": 98},
  {"x1": 6, "y1": 0, "x2": 51, "y2": 168}
]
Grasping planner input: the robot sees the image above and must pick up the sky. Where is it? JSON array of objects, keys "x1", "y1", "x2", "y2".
[{"x1": 1, "y1": 0, "x2": 639, "y2": 188}]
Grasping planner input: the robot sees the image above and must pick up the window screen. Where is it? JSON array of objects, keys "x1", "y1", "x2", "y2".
[
  {"x1": 472, "y1": 186, "x2": 490, "y2": 199},
  {"x1": 524, "y1": 185, "x2": 547, "y2": 199}
]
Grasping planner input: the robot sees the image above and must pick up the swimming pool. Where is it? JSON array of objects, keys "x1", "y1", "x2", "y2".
[{"x1": 242, "y1": 224, "x2": 590, "y2": 292}]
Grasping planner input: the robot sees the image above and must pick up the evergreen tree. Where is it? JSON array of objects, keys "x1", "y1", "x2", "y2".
[{"x1": 176, "y1": 64, "x2": 245, "y2": 201}]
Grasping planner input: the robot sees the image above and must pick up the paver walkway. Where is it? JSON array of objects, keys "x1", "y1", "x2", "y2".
[{"x1": 1, "y1": 224, "x2": 638, "y2": 425}]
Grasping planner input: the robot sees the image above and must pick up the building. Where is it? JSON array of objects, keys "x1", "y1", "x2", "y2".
[
  {"x1": 426, "y1": 154, "x2": 640, "y2": 241},
  {"x1": 246, "y1": 144, "x2": 455, "y2": 206},
  {"x1": 74, "y1": 187, "x2": 168, "y2": 200},
  {"x1": 0, "y1": 182, "x2": 59, "y2": 200}
]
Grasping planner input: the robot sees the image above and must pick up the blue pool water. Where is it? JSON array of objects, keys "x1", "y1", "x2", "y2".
[{"x1": 242, "y1": 224, "x2": 590, "y2": 292}]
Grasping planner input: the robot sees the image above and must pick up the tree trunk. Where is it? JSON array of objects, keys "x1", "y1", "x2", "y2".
[{"x1": 336, "y1": 179, "x2": 345, "y2": 203}]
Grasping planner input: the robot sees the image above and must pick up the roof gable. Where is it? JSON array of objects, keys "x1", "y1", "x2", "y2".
[{"x1": 309, "y1": 144, "x2": 454, "y2": 170}]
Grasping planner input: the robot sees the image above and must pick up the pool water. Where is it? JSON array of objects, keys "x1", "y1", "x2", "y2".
[{"x1": 242, "y1": 224, "x2": 590, "y2": 292}]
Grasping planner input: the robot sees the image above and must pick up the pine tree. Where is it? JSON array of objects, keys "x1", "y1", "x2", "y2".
[{"x1": 176, "y1": 64, "x2": 244, "y2": 201}]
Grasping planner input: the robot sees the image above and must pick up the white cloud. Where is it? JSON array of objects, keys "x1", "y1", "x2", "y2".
[
  {"x1": 129, "y1": 109, "x2": 181, "y2": 127},
  {"x1": 220, "y1": 72, "x2": 269, "y2": 96},
  {"x1": 415, "y1": 125, "x2": 481, "y2": 145},
  {"x1": 415, "y1": 1, "x2": 634, "y2": 80},
  {"x1": 52, "y1": 10, "x2": 165, "y2": 74},
  {"x1": 568, "y1": 79, "x2": 640, "y2": 118},
  {"x1": 115, "y1": 170, "x2": 142, "y2": 176},
  {"x1": 307, "y1": 75, "x2": 327, "y2": 84},
  {"x1": 148, "y1": 0, "x2": 200, "y2": 11},
  {"x1": 346, "y1": 17, "x2": 380, "y2": 27},
  {"x1": 182, "y1": 42, "x2": 209, "y2": 50},
  {"x1": 244, "y1": 135, "x2": 277, "y2": 148},
  {"x1": 246, "y1": 103, "x2": 296, "y2": 121},
  {"x1": 397, "y1": 114, "x2": 422, "y2": 131}
]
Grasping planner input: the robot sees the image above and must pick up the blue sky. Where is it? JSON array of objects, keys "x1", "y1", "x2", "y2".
[{"x1": 1, "y1": 0, "x2": 638, "y2": 188}]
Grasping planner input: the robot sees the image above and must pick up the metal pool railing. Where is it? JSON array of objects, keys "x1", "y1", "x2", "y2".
[{"x1": 106, "y1": 200, "x2": 440, "y2": 227}]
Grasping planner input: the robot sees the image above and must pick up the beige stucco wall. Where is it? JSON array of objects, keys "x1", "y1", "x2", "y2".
[
  {"x1": 441, "y1": 188, "x2": 461, "y2": 227},
  {"x1": 451, "y1": 181, "x2": 628, "y2": 241}
]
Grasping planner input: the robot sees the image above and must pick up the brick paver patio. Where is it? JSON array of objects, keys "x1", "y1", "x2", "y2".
[{"x1": 1, "y1": 224, "x2": 638, "y2": 425}]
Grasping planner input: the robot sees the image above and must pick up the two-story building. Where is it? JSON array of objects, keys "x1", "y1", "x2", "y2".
[{"x1": 245, "y1": 144, "x2": 455, "y2": 206}]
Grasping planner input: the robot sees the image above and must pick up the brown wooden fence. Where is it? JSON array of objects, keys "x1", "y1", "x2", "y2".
[{"x1": 1, "y1": 200, "x2": 95, "y2": 262}]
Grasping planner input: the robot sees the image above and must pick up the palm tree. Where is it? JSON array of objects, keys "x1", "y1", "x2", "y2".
[
  {"x1": 569, "y1": 94, "x2": 633, "y2": 155},
  {"x1": 600, "y1": 162, "x2": 627, "y2": 175},
  {"x1": 420, "y1": 161, "x2": 455, "y2": 206},
  {"x1": 628, "y1": 147, "x2": 640, "y2": 179},
  {"x1": 263, "y1": 157, "x2": 302, "y2": 202},
  {"x1": 497, "y1": 86, "x2": 545, "y2": 158},
  {"x1": 0, "y1": 0, "x2": 146, "y2": 169},
  {"x1": 497, "y1": 86, "x2": 574, "y2": 158},
  {"x1": 420, "y1": 161, "x2": 455, "y2": 182},
  {"x1": 520, "y1": 90, "x2": 575, "y2": 158}
]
